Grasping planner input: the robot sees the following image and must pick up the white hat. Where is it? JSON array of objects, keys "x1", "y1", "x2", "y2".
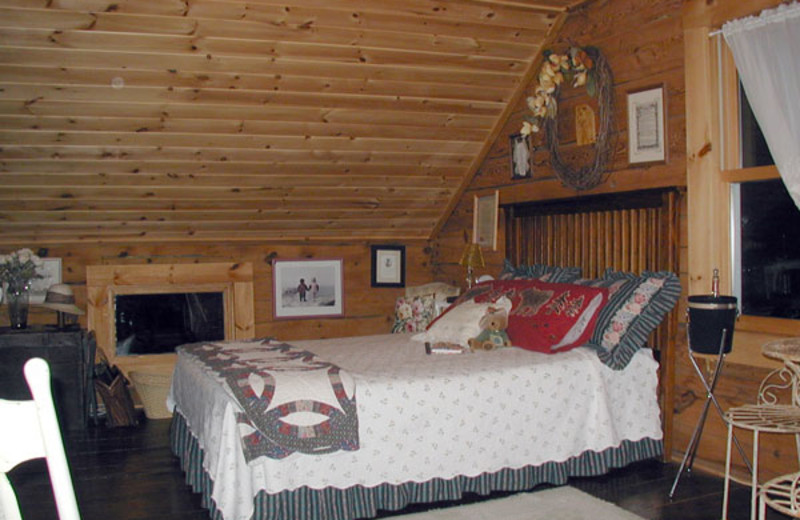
[{"x1": 40, "y1": 284, "x2": 85, "y2": 315}]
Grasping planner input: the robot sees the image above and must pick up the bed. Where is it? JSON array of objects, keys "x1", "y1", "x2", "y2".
[{"x1": 168, "y1": 188, "x2": 683, "y2": 520}]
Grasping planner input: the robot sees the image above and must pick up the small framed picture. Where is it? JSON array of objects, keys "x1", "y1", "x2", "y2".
[
  {"x1": 272, "y1": 258, "x2": 344, "y2": 319},
  {"x1": 371, "y1": 245, "x2": 405, "y2": 288},
  {"x1": 473, "y1": 190, "x2": 499, "y2": 251},
  {"x1": 509, "y1": 132, "x2": 532, "y2": 179},
  {"x1": 29, "y1": 258, "x2": 62, "y2": 304},
  {"x1": 627, "y1": 85, "x2": 667, "y2": 165}
]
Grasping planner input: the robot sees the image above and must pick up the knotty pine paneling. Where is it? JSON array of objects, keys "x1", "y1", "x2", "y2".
[
  {"x1": 0, "y1": 0, "x2": 587, "y2": 245},
  {"x1": 434, "y1": 0, "x2": 796, "y2": 482},
  {"x1": 6, "y1": 241, "x2": 435, "y2": 346}
]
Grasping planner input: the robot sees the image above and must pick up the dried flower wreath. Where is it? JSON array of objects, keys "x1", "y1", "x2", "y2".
[{"x1": 521, "y1": 46, "x2": 615, "y2": 191}]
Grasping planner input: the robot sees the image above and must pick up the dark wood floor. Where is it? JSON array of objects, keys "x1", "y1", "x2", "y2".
[{"x1": 7, "y1": 414, "x2": 792, "y2": 520}]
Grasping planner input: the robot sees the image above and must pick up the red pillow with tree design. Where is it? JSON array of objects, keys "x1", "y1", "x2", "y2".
[{"x1": 464, "y1": 279, "x2": 608, "y2": 353}]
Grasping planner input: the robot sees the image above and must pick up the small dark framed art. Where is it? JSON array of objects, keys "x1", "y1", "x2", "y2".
[{"x1": 370, "y1": 245, "x2": 405, "y2": 288}]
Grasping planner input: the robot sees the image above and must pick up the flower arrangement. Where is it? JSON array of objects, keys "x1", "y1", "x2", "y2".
[
  {"x1": 519, "y1": 45, "x2": 614, "y2": 191},
  {"x1": 0, "y1": 248, "x2": 43, "y2": 289},
  {"x1": 521, "y1": 46, "x2": 598, "y2": 136}
]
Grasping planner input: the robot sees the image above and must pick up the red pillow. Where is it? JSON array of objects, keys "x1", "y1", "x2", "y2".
[{"x1": 469, "y1": 279, "x2": 608, "y2": 353}]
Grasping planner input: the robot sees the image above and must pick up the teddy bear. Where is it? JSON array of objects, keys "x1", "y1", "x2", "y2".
[{"x1": 468, "y1": 305, "x2": 512, "y2": 351}]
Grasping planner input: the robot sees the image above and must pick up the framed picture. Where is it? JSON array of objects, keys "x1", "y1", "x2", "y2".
[
  {"x1": 509, "y1": 133, "x2": 532, "y2": 179},
  {"x1": 627, "y1": 85, "x2": 667, "y2": 165},
  {"x1": 371, "y1": 245, "x2": 405, "y2": 288},
  {"x1": 272, "y1": 258, "x2": 344, "y2": 319},
  {"x1": 30, "y1": 258, "x2": 62, "y2": 304},
  {"x1": 473, "y1": 190, "x2": 499, "y2": 251}
]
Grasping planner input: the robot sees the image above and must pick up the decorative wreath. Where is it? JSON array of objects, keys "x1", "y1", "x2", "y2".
[{"x1": 521, "y1": 46, "x2": 614, "y2": 191}]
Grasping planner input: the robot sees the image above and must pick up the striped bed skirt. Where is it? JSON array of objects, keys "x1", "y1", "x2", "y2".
[{"x1": 170, "y1": 412, "x2": 662, "y2": 520}]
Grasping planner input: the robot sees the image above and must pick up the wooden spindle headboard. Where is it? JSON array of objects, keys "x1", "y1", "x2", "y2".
[{"x1": 502, "y1": 187, "x2": 683, "y2": 460}]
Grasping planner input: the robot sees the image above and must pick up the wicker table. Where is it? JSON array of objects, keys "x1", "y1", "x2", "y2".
[{"x1": 722, "y1": 338, "x2": 800, "y2": 520}]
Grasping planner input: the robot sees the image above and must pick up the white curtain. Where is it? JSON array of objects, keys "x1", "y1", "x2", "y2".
[{"x1": 723, "y1": 2, "x2": 800, "y2": 208}]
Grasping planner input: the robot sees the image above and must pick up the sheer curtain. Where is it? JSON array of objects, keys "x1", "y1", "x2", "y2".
[{"x1": 723, "y1": 2, "x2": 800, "y2": 208}]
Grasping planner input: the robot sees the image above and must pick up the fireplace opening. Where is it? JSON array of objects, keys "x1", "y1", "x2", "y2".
[{"x1": 115, "y1": 292, "x2": 225, "y2": 356}]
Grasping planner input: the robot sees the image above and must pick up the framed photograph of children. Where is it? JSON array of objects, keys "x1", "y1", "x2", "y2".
[
  {"x1": 272, "y1": 258, "x2": 344, "y2": 319},
  {"x1": 509, "y1": 132, "x2": 532, "y2": 179},
  {"x1": 627, "y1": 85, "x2": 667, "y2": 165},
  {"x1": 371, "y1": 245, "x2": 405, "y2": 288}
]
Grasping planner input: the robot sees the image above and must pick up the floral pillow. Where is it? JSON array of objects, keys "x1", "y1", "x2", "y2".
[
  {"x1": 499, "y1": 259, "x2": 582, "y2": 283},
  {"x1": 391, "y1": 295, "x2": 436, "y2": 333},
  {"x1": 575, "y1": 270, "x2": 681, "y2": 369}
]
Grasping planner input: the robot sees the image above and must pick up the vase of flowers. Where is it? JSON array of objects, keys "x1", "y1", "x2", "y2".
[{"x1": 0, "y1": 248, "x2": 43, "y2": 329}]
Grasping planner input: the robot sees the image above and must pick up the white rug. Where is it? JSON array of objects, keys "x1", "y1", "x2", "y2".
[{"x1": 388, "y1": 486, "x2": 645, "y2": 520}]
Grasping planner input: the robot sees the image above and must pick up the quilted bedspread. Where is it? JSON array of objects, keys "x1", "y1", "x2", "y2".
[
  {"x1": 177, "y1": 338, "x2": 359, "y2": 461},
  {"x1": 169, "y1": 333, "x2": 662, "y2": 520}
]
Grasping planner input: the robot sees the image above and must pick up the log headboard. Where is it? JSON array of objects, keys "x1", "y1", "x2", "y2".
[{"x1": 502, "y1": 187, "x2": 683, "y2": 460}]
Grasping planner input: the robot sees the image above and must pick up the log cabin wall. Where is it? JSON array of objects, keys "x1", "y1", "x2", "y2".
[
  {"x1": 0, "y1": 2, "x2": 582, "y2": 358},
  {"x1": 7, "y1": 241, "x2": 433, "y2": 358},
  {"x1": 434, "y1": 0, "x2": 797, "y2": 482}
]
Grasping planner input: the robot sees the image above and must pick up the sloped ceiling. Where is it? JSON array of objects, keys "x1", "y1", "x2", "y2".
[{"x1": 0, "y1": 0, "x2": 588, "y2": 245}]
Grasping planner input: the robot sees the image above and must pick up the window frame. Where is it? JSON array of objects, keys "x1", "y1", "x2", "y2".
[
  {"x1": 717, "y1": 41, "x2": 799, "y2": 334},
  {"x1": 683, "y1": 0, "x2": 800, "y2": 365}
]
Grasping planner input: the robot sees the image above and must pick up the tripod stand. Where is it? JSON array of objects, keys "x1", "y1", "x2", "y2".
[{"x1": 669, "y1": 327, "x2": 752, "y2": 498}]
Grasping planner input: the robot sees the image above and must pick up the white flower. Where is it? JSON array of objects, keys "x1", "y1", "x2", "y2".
[
  {"x1": 548, "y1": 53, "x2": 569, "y2": 70},
  {"x1": 573, "y1": 71, "x2": 587, "y2": 87},
  {"x1": 17, "y1": 249, "x2": 32, "y2": 263},
  {"x1": 520, "y1": 121, "x2": 536, "y2": 136}
]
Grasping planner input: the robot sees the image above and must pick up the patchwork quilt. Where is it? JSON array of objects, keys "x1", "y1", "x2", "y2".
[{"x1": 178, "y1": 338, "x2": 359, "y2": 461}]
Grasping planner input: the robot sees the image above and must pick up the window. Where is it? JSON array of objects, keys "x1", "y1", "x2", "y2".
[
  {"x1": 725, "y1": 53, "x2": 800, "y2": 328},
  {"x1": 738, "y1": 82, "x2": 773, "y2": 168},
  {"x1": 732, "y1": 178, "x2": 800, "y2": 319}
]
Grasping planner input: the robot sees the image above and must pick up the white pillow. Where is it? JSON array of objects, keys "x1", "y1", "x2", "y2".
[{"x1": 411, "y1": 297, "x2": 511, "y2": 347}]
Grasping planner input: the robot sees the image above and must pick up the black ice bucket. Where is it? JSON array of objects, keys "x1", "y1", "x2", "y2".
[{"x1": 687, "y1": 295, "x2": 738, "y2": 354}]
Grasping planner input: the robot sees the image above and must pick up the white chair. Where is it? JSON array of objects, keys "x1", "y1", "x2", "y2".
[
  {"x1": 0, "y1": 357, "x2": 81, "y2": 520},
  {"x1": 722, "y1": 339, "x2": 800, "y2": 520}
]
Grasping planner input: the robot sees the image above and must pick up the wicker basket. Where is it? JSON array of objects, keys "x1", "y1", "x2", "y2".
[{"x1": 129, "y1": 367, "x2": 173, "y2": 420}]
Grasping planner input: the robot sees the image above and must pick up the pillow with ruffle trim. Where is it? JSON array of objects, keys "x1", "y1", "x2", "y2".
[{"x1": 575, "y1": 270, "x2": 681, "y2": 369}]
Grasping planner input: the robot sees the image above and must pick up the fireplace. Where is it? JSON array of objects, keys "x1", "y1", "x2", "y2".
[
  {"x1": 114, "y1": 291, "x2": 225, "y2": 356},
  {"x1": 87, "y1": 262, "x2": 255, "y2": 372}
]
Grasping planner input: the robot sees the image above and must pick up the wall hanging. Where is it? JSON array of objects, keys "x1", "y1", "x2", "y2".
[{"x1": 521, "y1": 46, "x2": 615, "y2": 191}]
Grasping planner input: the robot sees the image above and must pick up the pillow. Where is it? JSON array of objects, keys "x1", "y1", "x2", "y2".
[
  {"x1": 465, "y1": 279, "x2": 608, "y2": 354},
  {"x1": 499, "y1": 259, "x2": 582, "y2": 283},
  {"x1": 575, "y1": 270, "x2": 681, "y2": 369},
  {"x1": 391, "y1": 295, "x2": 435, "y2": 333},
  {"x1": 411, "y1": 297, "x2": 512, "y2": 348}
]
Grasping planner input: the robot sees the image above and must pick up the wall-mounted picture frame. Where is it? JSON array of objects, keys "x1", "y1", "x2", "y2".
[
  {"x1": 509, "y1": 132, "x2": 532, "y2": 179},
  {"x1": 370, "y1": 245, "x2": 405, "y2": 288},
  {"x1": 272, "y1": 258, "x2": 344, "y2": 319},
  {"x1": 627, "y1": 85, "x2": 667, "y2": 165},
  {"x1": 29, "y1": 257, "x2": 62, "y2": 304},
  {"x1": 473, "y1": 190, "x2": 499, "y2": 251}
]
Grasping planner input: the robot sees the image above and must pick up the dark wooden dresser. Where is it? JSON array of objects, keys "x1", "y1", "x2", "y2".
[{"x1": 0, "y1": 326, "x2": 95, "y2": 430}]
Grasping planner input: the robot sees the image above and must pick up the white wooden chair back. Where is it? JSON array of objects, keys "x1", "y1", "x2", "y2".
[{"x1": 0, "y1": 357, "x2": 80, "y2": 520}]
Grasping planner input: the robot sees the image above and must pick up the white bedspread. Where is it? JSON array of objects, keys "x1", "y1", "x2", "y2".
[{"x1": 168, "y1": 334, "x2": 662, "y2": 520}]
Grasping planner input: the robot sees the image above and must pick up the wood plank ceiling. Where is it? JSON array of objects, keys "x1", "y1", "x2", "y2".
[{"x1": 0, "y1": 0, "x2": 586, "y2": 245}]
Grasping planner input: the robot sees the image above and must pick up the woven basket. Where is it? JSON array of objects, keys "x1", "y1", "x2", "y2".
[{"x1": 129, "y1": 368, "x2": 173, "y2": 420}]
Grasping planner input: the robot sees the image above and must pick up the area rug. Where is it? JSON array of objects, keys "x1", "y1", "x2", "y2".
[{"x1": 388, "y1": 486, "x2": 645, "y2": 520}]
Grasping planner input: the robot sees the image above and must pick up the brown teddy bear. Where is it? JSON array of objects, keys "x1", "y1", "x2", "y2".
[{"x1": 468, "y1": 305, "x2": 512, "y2": 351}]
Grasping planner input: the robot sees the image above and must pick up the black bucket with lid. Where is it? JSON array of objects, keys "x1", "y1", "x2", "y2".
[{"x1": 687, "y1": 295, "x2": 738, "y2": 354}]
